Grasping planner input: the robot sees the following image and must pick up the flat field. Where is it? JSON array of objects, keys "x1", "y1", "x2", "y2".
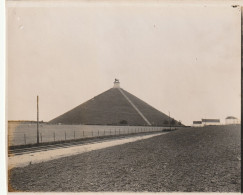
[
  {"x1": 9, "y1": 125, "x2": 240, "y2": 192},
  {"x1": 8, "y1": 123, "x2": 168, "y2": 146}
]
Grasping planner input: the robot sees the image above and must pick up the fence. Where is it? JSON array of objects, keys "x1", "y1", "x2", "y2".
[{"x1": 8, "y1": 124, "x2": 175, "y2": 146}]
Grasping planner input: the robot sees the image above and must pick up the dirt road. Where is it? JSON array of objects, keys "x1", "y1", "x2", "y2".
[{"x1": 9, "y1": 125, "x2": 240, "y2": 192}]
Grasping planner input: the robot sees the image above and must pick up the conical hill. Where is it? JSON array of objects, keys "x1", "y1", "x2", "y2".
[{"x1": 49, "y1": 81, "x2": 180, "y2": 126}]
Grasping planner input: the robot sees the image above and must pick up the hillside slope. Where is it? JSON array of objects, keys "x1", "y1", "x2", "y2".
[{"x1": 49, "y1": 88, "x2": 180, "y2": 126}]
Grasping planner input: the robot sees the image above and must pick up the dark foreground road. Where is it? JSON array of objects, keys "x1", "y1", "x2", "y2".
[{"x1": 9, "y1": 125, "x2": 240, "y2": 192}]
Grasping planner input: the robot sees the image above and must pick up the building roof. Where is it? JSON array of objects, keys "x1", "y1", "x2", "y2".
[
  {"x1": 193, "y1": 121, "x2": 202, "y2": 124},
  {"x1": 225, "y1": 116, "x2": 237, "y2": 119},
  {"x1": 202, "y1": 119, "x2": 220, "y2": 123}
]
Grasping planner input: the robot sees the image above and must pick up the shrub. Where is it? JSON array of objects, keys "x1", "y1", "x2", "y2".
[
  {"x1": 171, "y1": 119, "x2": 176, "y2": 125},
  {"x1": 120, "y1": 120, "x2": 128, "y2": 125},
  {"x1": 163, "y1": 120, "x2": 169, "y2": 125}
]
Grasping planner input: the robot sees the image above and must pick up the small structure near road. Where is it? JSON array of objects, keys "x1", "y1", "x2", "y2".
[
  {"x1": 192, "y1": 121, "x2": 203, "y2": 127},
  {"x1": 225, "y1": 116, "x2": 240, "y2": 125},
  {"x1": 202, "y1": 119, "x2": 220, "y2": 126},
  {"x1": 192, "y1": 119, "x2": 221, "y2": 127}
]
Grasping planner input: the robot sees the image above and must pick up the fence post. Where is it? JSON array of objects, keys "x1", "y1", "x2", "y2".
[
  {"x1": 40, "y1": 133, "x2": 42, "y2": 143},
  {"x1": 104, "y1": 130, "x2": 105, "y2": 136},
  {"x1": 98, "y1": 130, "x2": 99, "y2": 137},
  {"x1": 83, "y1": 131, "x2": 84, "y2": 138},
  {"x1": 65, "y1": 131, "x2": 66, "y2": 140},
  {"x1": 54, "y1": 132, "x2": 55, "y2": 141},
  {"x1": 24, "y1": 134, "x2": 26, "y2": 145},
  {"x1": 74, "y1": 131, "x2": 75, "y2": 139},
  {"x1": 110, "y1": 129, "x2": 111, "y2": 136},
  {"x1": 92, "y1": 131, "x2": 93, "y2": 137}
]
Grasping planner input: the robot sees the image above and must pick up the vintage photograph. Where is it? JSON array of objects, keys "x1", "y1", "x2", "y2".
[{"x1": 6, "y1": 0, "x2": 241, "y2": 193}]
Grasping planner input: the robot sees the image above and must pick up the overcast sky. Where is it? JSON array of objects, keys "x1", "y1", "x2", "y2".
[{"x1": 7, "y1": 1, "x2": 241, "y2": 125}]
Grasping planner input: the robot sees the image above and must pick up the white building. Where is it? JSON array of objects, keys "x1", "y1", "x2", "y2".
[
  {"x1": 202, "y1": 119, "x2": 220, "y2": 126},
  {"x1": 225, "y1": 116, "x2": 240, "y2": 125}
]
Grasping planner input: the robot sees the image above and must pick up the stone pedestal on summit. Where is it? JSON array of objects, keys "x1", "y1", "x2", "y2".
[{"x1": 113, "y1": 79, "x2": 120, "y2": 88}]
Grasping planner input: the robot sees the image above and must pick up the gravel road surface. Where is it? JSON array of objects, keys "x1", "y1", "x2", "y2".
[
  {"x1": 9, "y1": 132, "x2": 164, "y2": 168},
  {"x1": 9, "y1": 125, "x2": 240, "y2": 192}
]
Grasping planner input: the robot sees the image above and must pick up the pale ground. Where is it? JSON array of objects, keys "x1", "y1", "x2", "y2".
[{"x1": 8, "y1": 132, "x2": 166, "y2": 169}]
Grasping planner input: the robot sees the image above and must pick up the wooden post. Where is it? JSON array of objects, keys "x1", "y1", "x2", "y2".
[
  {"x1": 83, "y1": 131, "x2": 84, "y2": 138},
  {"x1": 40, "y1": 133, "x2": 42, "y2": 143},
  {"x1": 74, "y1": 131, "x2": 75, "y2": 139},
  {"x1": 54, "y1": 132, "x2": 55, "y2": 141},
  {"x1": 65, "y1": 131, "x2": 66, "y2": 140},
  {"x1": 169, "y1": 111, "x2": 171, "y2": 131},
  {"x1": 98, "y1": 130, "x2": 99, "y2": 137},
  {"x1": 37, "y1": 96, "x2": 39, "y2": 144}
]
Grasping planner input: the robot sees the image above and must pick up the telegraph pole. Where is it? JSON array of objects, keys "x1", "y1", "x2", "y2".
[{"x1": 37, "y1": 95, "x2": 39, "y2": 144}]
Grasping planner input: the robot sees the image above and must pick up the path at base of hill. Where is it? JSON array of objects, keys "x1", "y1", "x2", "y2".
[
  {"x1": 8, "y1": 132, "x2": 165, "y2": 168},
  {"x1": 9, "y1": 125, "x2": 240, "y2": 192}
]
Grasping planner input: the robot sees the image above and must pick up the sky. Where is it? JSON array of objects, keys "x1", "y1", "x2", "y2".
[{"x1": 6, "y1": 1, "x2": 241, "y2": 125}]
